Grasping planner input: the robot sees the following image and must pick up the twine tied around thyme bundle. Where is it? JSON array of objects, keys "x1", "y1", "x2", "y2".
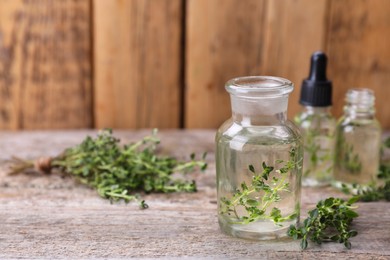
[{"x1": 8, "y1": 156, "x2": 58, "y2": 175}]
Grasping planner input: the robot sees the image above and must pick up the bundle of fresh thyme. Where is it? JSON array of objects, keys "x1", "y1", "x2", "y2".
[{"x1": 8, "y1": 129, "x2": 207, "y2": 208}]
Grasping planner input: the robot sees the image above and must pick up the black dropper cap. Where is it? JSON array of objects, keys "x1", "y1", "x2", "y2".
[{"x1": 299, "y1": 51, "x2": 332, "y2": 107}]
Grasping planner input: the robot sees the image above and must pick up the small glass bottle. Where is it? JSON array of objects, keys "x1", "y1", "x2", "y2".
[
  {"x1": 333, "y1": 89, "x2": 381, "y2": 186},
  {"x1": 295, "y1": 52, "x2": 336, "y2": 187},
  {"x1": 216, "y1": 76, "x2": 303, "y2": 240}
]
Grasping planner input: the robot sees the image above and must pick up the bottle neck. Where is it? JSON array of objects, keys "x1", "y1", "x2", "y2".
[
  {"x1": 302, "y1": 106, "x2": 332, "y2": 115},
  {"x1": 344, "y1": 103, "x2": 375, "y2": 119},
  {"x1": 231, "y1": 95, "x2": 288, "y2": 126},
  {"x1": 343, "y1": 88, "x2": 376, "y2": 120}
]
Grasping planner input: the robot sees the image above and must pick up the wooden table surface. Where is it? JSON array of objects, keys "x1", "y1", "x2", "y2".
[{"x1": 0, "y1": 130, "x2": 389, "y2": 259}]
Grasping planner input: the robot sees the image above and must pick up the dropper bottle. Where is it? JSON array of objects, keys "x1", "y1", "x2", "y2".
[{"x1": 294, "y1": 51, "x2": 336, "y2": 187}]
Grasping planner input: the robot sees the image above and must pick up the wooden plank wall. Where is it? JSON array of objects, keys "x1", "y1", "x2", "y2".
[
  {"x1": 185, "y1": 0, "x2": 265, "y2": 128},
  {"x1": 327, "y1": 0, "x2": 390, "y2": 127},
  {"x1": 0, "y1": 0, "x2": 388, "y2": 130},
  {"x1": 0, "y1": 0, "x2": 92, "y2": 129},
  {"x1": 94, "y1": 0, "x2": 182, "y2": 129}
]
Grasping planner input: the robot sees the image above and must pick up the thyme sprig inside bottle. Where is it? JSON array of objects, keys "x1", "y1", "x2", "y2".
[{"x1": 219, "y1": 148, "x2": 300, "y2": 226}]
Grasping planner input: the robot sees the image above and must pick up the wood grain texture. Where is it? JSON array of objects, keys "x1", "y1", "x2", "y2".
[
  {"x1": 0, "y1": 130, "x2": 389, "y2": 258},
  {"x1": 327, "y1": 0, "x2": 390, "y2": 127},
  {"x1": 263, "y1": 0, "x2": 330, "y2": 119},
  {"x1": 185, "y1": 0, "x2": 330, "y2": 128},
  {"x1": 0, "y1": 1, "x2": 389, "y2": 130},
  {"x1": 0, "y1": 0, "x2": 92, "y2": 129},
  {"x1": 93, "y1": 0, "x2": 182, "y2": 129},
  {"x1": 185, "y1": 0, "x2": 265, "y2": 128}
]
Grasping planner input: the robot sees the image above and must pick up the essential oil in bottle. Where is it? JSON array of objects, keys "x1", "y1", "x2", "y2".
[{"x1": 294, "y1": 51, "x2": 336, "y2": 187}]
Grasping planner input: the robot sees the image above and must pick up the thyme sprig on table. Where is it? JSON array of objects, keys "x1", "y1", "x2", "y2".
[
  {"x1": 220, "y1": 149, "x2": 299, "y2": 225},
  {"x1": 8, "y1": 129, "x2": 207, "y2": 208},
  {"x1": 288, "y1": 197, "x2": 359, "y2": 249}
]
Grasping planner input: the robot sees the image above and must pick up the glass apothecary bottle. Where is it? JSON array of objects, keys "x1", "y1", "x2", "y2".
[
  {"x1": 333, "y1": 88, "x2": 381, "y2": 186},
  {"x1": 216, "y1": 76, "x2": 303, "y2": 240},
  {"x1": 295, "y1": 52, "x2": 336, "y2": 187}
]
